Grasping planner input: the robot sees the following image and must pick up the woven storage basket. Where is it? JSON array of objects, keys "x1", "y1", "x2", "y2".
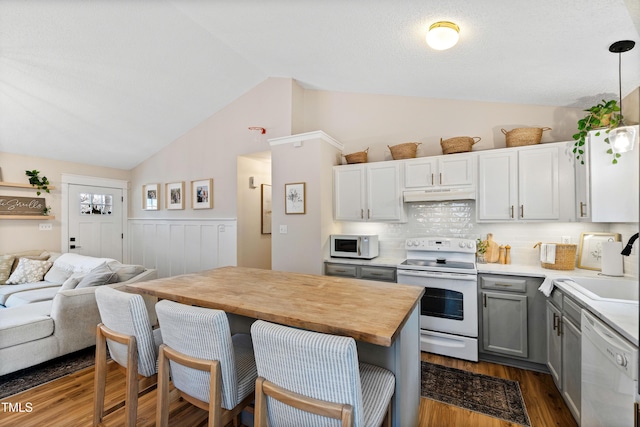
[
  {"x1": 343, "y1": 148, "x2": 368, "y2": 164},
  {"x1": 502, "y1": 127, "x2": 551, "y2": 147},
  {"x1": 440, "y1": 136, "x2": 481, "y2": 155},
  {"x1": 388, "y1": 142, "x2": 421, "y2": 160},
  {"x1": 535, "y1": 243, "x2": 577, "y2": 270}
]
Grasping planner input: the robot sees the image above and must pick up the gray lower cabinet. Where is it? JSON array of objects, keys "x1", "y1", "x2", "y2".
[
  {"x1": 546, "y1": 288, "x2": 581, "y2": 424},
  {"x1": 478, "y1": 274, "x2": 547, "y2": 369},
  {"x1": 324, "y1": 262, "x2": 396, "y2": 283}
]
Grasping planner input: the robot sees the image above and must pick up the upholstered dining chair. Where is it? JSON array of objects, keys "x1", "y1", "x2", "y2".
[
  {"x1": 154, "y1": 299, "x2": 257, "y2": 427},
  {"x1": 250, "y1": 320, "x2": 396, "y2": 427},
  {"x1": 94, "y1": 286, "x2": 162, "y2": 427}
]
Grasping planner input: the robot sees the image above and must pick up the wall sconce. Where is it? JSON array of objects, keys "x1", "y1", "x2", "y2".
[
  {"x1": 608, "y1": 40, "x2": 637, "y2": 154},
  {"x1": 426, "y1": 21, "x2": 460, "y2": 51},
  {"x1": 248, "y1": 126, "x2": 266, "y2": 143}
]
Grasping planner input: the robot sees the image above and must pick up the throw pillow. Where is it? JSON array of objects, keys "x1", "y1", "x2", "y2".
[
  {"x1": 6, "y1": 258, "x2": 54, "y2": 285},
  {"x1": 11, "y1": 251, "x2": 51, "y2": 273},
  {"x1": 113, "y1": 264, "x2": 145, "y2": 283},
  {"x1": 0, "y1": 255, "x2": 16, "y2": 284},
  {"x1": 75, "y1": 263, "x2": 118, "y2": 288},
  {"x1": 44, "y1": 264, "x2": 74, "y2": 284},
  {"x1": 60, "y1": 275, "x2": 83, "y2": 291}
]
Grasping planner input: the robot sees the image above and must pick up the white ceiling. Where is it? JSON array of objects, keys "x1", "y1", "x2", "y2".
[{"x1": 1, "y1": 0, "x2": 638, "y2": 169}]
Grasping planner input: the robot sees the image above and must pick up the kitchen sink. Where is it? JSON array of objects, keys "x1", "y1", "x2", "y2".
[{"x1": 558, "y1": 277, "x2": 639, "y2": 303}]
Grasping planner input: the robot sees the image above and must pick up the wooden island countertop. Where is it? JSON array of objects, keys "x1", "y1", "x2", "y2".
[{"x1": 127, "y1": 266, "x2": 423, "y2": 347}]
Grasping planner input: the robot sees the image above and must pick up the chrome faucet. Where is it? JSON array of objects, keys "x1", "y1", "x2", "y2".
[{"x1": 621, "y1": 233, "x2": 639, "y2": 256}]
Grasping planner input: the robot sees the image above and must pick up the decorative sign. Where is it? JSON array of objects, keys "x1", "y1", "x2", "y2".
[{"x1": 0, "y1": 196, "x2": 45, "y2": 215}]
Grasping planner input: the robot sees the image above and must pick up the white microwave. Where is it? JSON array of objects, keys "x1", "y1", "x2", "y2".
[{"x1": 330, "y1": 235, "x2": 379, "y2": 259}]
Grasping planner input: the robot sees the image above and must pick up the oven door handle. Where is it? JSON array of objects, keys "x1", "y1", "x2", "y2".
[{"x1": 397, "y1": 270, "x2": 477, "y2": 281}]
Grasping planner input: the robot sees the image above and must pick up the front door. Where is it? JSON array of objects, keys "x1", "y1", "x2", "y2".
[{"x1": 67, "y1": 184, "x2": 123, "y2": 260}]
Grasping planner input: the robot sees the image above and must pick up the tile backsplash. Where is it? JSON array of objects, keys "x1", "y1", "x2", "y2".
[{"x1": 337, "y1": 201, "x2": 639, "y2": 277}]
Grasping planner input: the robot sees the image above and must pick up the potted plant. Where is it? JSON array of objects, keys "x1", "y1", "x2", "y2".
[
  {"x1": 476, "y1": 238, "x2": 488, "y2": 263},
  {"x1": 572, "y1": 99, "x2": 623, "y2": 165},
  {"x1": 25, "y1": 170, "x2": 50, "y2": 195}
]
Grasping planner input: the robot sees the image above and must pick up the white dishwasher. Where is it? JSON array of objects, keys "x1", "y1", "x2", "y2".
[{"x1": 581, "y1": 310, "x2": 638, "y2": 427}]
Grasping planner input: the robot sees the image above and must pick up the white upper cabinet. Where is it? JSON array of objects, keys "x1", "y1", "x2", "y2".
[
  {"x1": 575, "y1": 126, "x2": 639, "y2": 222},
  {"x1": 404, "y1": 154, "x2": 474, "y2": 188},
  {"x1": 334, "y1": 162, "x2": 403, "y2": 222},
  {"x1": 477, "y1": 143, "x2": 573, "y2": 222}
]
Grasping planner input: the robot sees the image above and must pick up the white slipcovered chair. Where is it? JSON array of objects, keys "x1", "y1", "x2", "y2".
[
  {"x1": 94, "y1": 286, "x2": 162, "y2": 427},
  {"x1": 250, "y1": 319, "x2": 396, "y2": 427},
  {"x1": 154, "y1": 299, "x2": 257, "y2": 427}
]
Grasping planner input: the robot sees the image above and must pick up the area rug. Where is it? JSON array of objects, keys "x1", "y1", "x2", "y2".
[
  {"x1": 421, "y1": 361, "x2": 531, "y2": 426},
  {"x1": 0, "y1": 346, "x2": 98, "y2": 399}
]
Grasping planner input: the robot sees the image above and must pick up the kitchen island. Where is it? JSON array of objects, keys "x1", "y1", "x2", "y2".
[{"x1": 127, "y1": 266, "x2": 424, "y2": 427}]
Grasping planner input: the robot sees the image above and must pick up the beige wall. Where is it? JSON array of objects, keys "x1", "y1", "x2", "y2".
[
  {"x1": 623, "y1": 87, "x2": 639, "y2": 124},
  {"x1": 0, "y1": 152, "x2": 130, "y2": 254},
  {"x1": 237, "y1": 154, "x2": 271, "y2": 269},
  {"x1": 270, "y1": 132, "x2": 342, "y2": 274},
  {"x1": 301, "y1": 90, "x2": 584, "y2": 162},
  {"x1": 129, "y1": 77, "x2": 298, "y2": 219}
]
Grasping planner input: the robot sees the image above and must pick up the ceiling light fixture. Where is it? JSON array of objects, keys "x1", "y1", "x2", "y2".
[
  {"x1": 608, "y1": 40, "x2": 637, "y2": 154},
  {"x1": 426, "y1": 21, "x2": 460, "y2": 50}
]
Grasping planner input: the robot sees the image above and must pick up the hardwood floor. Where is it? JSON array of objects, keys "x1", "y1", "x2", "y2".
[{"x1": 1, "y1": 353, "x2": 577, "y2": 426}]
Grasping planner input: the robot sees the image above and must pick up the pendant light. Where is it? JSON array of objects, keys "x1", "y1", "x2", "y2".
[
  {"x1": 608, "y1": 40, "x2": 637, "y2": 154},
  {"x1": 426, "y1": 21, "x2": 460, "y2": 50}
]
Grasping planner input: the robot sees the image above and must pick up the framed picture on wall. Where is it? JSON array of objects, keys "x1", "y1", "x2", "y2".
[
  {"x1": 577, "y1": 232, "x2": 622, "y2": 270},
  {"x1": 191, "y1": 179, "x2": 213, "y2": 209},
  {"x1": 261, "y1": 184, "x2": 272, "y2": 234},
  {"x1": 285, "y1": 182, "x2": 305, "y2": 214},
  {"x1": 165, "y1": 181, "x2": 185, "y2": 210},
  {"x1": 142, "y1": 183, "x2": 160, "y2": 210}
]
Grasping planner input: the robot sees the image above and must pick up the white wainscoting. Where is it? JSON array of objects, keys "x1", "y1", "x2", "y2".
[{"x1": 128, "y1": 218, "x2": 237, "y2": 278}]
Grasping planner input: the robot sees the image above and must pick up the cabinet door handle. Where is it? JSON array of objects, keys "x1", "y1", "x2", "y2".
[
  {"x1": 440, "y1": 172, "x2": 443, "y2": 185},
  {"x1": 431, "y1": 173, "x2": 434, "y2": 186},
  {"x1": 520, "y1": 205, "x2": 524, "y2": 218},
  {"x1": 557, "y1": 318, "x2": 562, "y2": 336},
  {"x1": 552, "y1": 312, "x2": 558, "y2": 331},
  {"x1": 368, "y1": 209, "x2": 371, "y2": 219},
  {"x1": 483, "y1": 294, "x2": 487, "y2": 307},
  {"x1": 511, "y1": 205, "x2": 514, "y2": 219},
  {"x1": 360, "y1": 209, "x2": 364, "y2": 219},
  {"x1": 580, "y1": 201, "x2": 586, "y2": 217}
]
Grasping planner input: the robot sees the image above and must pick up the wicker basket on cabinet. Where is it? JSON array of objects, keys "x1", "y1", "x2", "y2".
[
  {"x1": 440, "y1": 136, "x2": 481, "y2": 154},
  {"x1": 388, "y1": 142, "x2": 421, "y2": 160},
  {"x1": 502, "y1": 127, "x2": 552, "y2": 147}
]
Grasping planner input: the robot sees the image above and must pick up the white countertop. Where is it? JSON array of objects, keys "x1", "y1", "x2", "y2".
[{"x1": 326, "y1": 257, "x2": 639, "y2": 347}]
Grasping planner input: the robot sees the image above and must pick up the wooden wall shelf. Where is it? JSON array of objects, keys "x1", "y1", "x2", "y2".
[
  {"x1": 0, "y1": 215, "x2": 55, "y2": 220},
  {"x1": 0, "y1": 181, "x2": 56, "y2": 191}
]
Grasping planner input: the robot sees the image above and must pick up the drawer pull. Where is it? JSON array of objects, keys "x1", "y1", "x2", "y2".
[
  {"x1": 495, "y1": 283, "x2": 512, "y2": 287},
  {"x1": 335, "y1": 269, "x2": 348, "y2": 273},
  {"x1": 369, "y1": 272, "x2": 383, "y2": 276}
]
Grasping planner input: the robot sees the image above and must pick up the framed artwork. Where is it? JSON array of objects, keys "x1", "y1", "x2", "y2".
[
  {"x1": 142, "y1": 183, "x2": 160, "y2": 210},
  {"x1": 165, "y1": 181, "x2": 185, "y2": 210},
  {"x1": 191, "y1": 179, "x2": 213, "y2": 209},
  {"x1": 577, "y1": 232, "x2": 622, "y2": 270},
  {"x1": 261, "y1": 184, "x2": 272, "y2": 234},
  {"x1": 285, "y1": 182, "x2": 305, "y2": 214}
]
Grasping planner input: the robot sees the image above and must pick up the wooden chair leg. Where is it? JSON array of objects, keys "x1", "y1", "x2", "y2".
[
  {"x1": 156, "y1": 345, "x2": 171, "y2": 427},
  {"x1": 383, "y1": 401, "x2": 392, "y2": 427},
  {"x1": 125, "y1": 337, "x2": 139, "y2": 427},
  {"x1": 93, "y1": 325, "x2": 107, "y2": 427},
  {"x1": 254, "y1": 377, "x2": 267, "y2": 427}
]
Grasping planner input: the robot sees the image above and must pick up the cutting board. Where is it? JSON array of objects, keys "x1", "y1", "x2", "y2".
[{"x1": 486, "y1": 233, "x2": 499, "y2": 263}]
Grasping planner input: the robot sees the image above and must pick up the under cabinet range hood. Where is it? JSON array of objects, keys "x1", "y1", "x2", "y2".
[{"x1": 403, "y1": 188, "x2": 476, "y2": 202}]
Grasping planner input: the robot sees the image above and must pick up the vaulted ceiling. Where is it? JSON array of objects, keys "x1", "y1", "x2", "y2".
[{"x1": 1, "y1": 0, "x2": 638, "y2": 169}]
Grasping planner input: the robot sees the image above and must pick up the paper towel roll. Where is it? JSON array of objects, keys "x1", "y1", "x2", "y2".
[{"x1": 601, "y1": 241, "x2": 623, "y2": 277}]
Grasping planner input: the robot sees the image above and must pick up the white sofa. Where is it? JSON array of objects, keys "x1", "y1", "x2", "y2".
[{"x1": 0, "y1": 252, "x2": 157, "y2": 376}]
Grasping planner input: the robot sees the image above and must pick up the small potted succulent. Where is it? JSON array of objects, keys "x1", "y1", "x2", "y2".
[
  {"x1": 572, "y1": 99, "x2": 623, "y2": 165},
  {"x1": 476, "y1": 238, "x2": 488, "y2": 263}
]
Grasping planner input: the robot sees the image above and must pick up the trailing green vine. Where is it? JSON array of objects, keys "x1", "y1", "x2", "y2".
[
  {"x1": 572, "y1": 99, "x2": 622, "y2": 165},
  {"x1": 25, "y1": 170, "x2": 50, "y2": 195}
]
